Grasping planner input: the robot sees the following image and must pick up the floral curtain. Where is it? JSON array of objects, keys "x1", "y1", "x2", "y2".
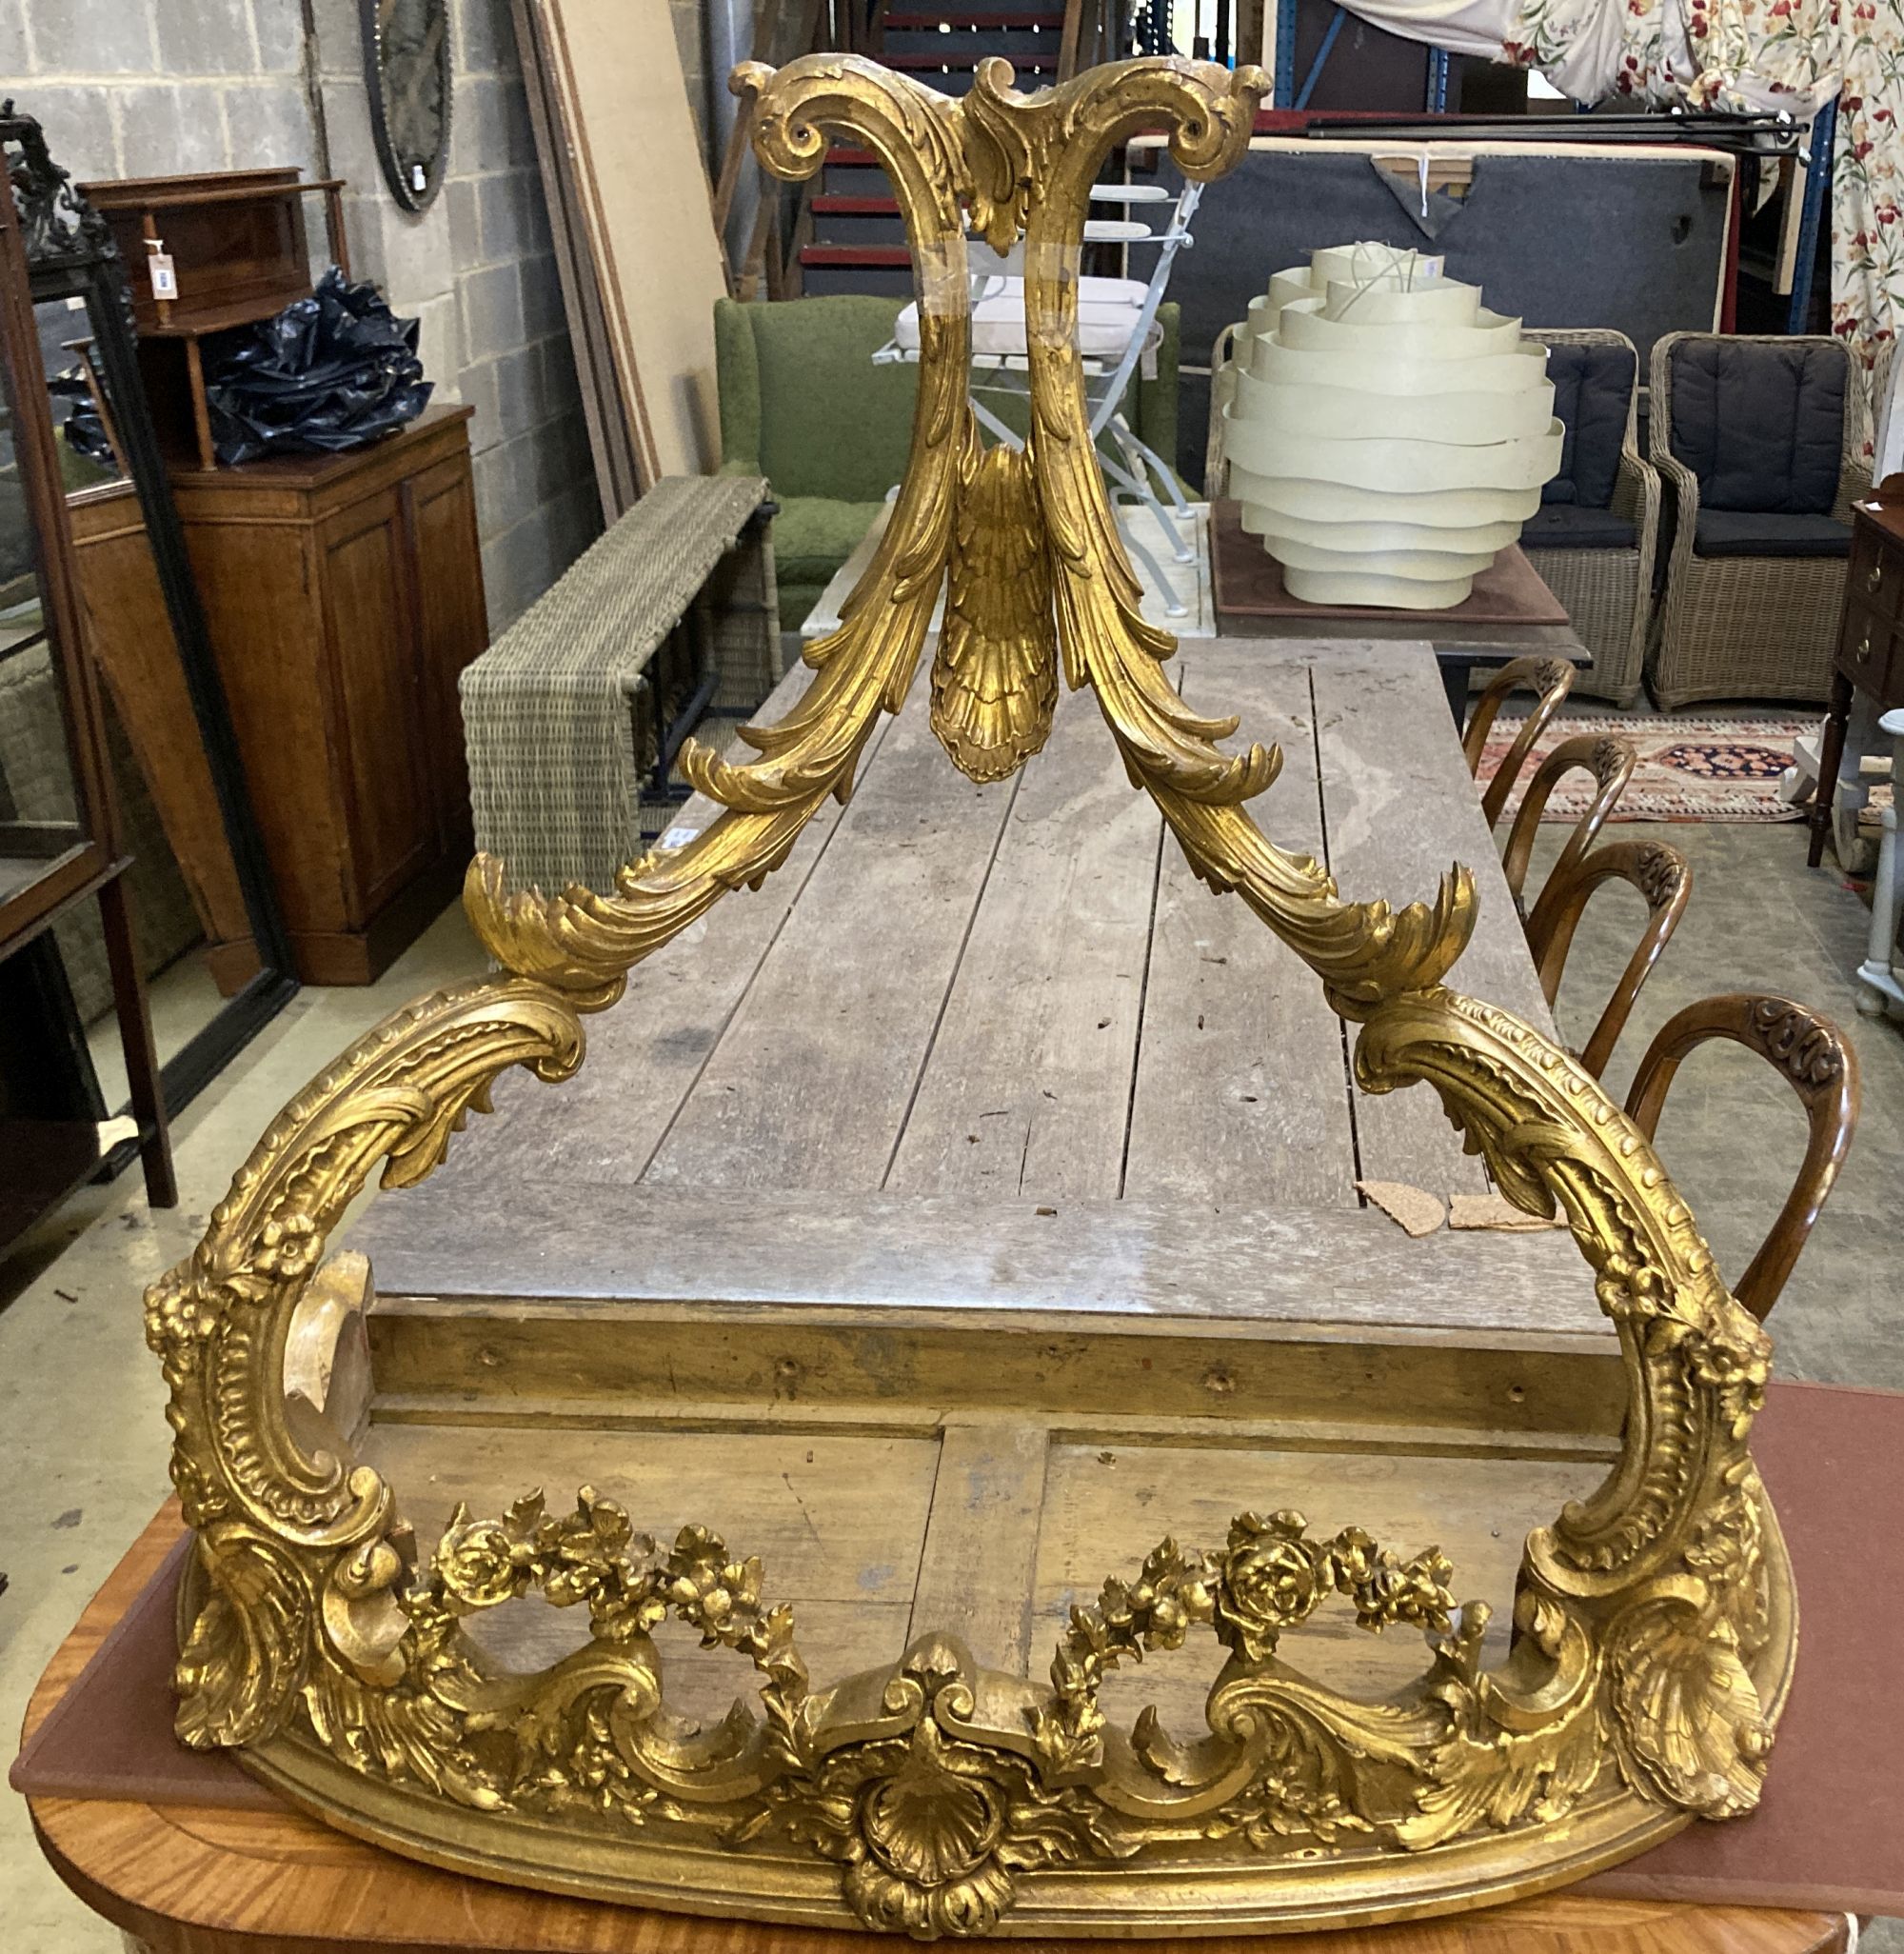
[
  {"x1": 1504, "y1": 0, "x2": 1901, "y2": 423},
  {"x1": 1834, "y1": 7, "x2": 1903, "y2": 423}
]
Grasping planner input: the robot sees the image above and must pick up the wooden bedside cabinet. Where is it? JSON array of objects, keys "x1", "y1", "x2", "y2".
[{"x1": 169, "y1": 405, "x2": 486, "y2": 983}]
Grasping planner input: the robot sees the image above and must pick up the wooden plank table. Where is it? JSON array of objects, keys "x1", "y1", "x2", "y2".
[
  {"x1": 332, "y1": 637, "x2": 1624, "y2": 1720},
  {"x1": 366, "y1": 634, "x2": 1565, "y2": 1250}
]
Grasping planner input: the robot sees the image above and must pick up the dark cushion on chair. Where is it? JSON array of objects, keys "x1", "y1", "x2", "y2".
[
  {"x1": 1520, "y1": 503, "x2": 1638, "y2": 550},
  {"x1": 1692, "y1": 508, "x2": 1853, "y2": 558},
  {"x1": 1668, "y1": 338, "x2": 1847, "y2": 514},
  {"x1": 1540, "y1": 341, "x2": 1634, "y2": 508}
]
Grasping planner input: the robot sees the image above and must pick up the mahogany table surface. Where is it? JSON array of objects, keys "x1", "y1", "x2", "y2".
[{"x1": 20, "y1": 1506, "x2": 1849, "y2": 1954}]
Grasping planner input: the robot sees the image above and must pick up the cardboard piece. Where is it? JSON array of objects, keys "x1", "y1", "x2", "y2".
[
  {"x1": 1358, "y1": 1179, "x2": 1446, "y2": 1238},
  {"x1": 520, "y1": 0, "x2": 726, "y2": 489},
  {"x1": 1448, "y1": 1191, "x2": 1568, "y2": 1233}
]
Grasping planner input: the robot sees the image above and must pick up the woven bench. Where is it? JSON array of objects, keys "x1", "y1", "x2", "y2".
[{"x1": 461, "y1": 474, "x2": 777, "y2": 897}]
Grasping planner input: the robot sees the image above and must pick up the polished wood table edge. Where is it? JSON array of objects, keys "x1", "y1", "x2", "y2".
[{"x1": 20, "y1": 1507, "x2": 1850, "y2": 1954}]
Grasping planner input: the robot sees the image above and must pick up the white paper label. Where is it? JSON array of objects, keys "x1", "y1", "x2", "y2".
[{"x1": 148, "y1": 250, "x2": 178, "y2": 300}]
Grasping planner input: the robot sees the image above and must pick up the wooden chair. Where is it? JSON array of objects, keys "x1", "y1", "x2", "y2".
[
  {"x1": 1461, "y1": 654, "x2": 1576, "y2": 829},
  {"x1": 1526, "y1": 837, "x2": 1692, "y2": 1080},
  {"x1": 1500, "y1": 732, "x2": 1636, "y2": 931},
  {"x1": 1624, "y1": 995, "x2": 1858, "y2": 1321}
]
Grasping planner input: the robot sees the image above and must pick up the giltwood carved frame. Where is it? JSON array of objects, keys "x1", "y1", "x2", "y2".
[{"x1": 147, "y1": 56, "x2": 1794, "y2": 1939}]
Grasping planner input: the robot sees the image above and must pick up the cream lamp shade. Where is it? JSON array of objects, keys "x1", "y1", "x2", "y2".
[{"x1": 1219, "y1": 242, "x2": 1562, "y2": 608}]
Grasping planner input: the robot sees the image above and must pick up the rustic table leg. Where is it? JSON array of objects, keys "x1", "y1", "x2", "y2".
[
  {"x1": 1438, "y1": 651, "x2": 1472, "y2": 727},
  {"x1": 1809, "y1": 668, "x2": 1854, "y2": 867}
]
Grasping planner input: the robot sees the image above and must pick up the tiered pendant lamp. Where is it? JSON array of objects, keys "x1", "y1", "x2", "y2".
[{"x1": 1221, "y1": 242, "x2": 1562, "y2": 608}]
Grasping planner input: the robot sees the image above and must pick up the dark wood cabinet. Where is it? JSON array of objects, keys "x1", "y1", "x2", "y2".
[
  {"x1": 1810, "y1": 478, "x2": 1904, "y2": 867},
  {"x1": 169, "y1": 404, "x2": 486, "y2": 983}
]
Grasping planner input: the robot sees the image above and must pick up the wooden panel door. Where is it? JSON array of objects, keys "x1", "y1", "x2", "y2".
[
  {"x1": 316, "y1": 489, "x2": 435, "y2": 922},
  {"x1": 404, "y1": 447, "x2": 487, "y2": 848}
]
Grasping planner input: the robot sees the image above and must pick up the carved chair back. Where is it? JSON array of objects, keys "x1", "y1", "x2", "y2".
[
  {"x1": 1460, "y1": 655, "x2": 1577, "y2": 828},
  {"x1": 1500, "y1": 731, "x2": 1636, "y2": 927},
  {"x1": 1526, "y1": 836, "x2": 1692, "y2": 1080},
  {"x1": 1624, "y1": 994, "x2": 1858, "y2": 1321}
]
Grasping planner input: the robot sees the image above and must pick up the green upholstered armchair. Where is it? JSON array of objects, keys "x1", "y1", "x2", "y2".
[{"x1": 715, "y1": 294, "x2": 1181, "y2": 631}]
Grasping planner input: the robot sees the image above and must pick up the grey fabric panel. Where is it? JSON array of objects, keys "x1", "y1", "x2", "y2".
[
  {"x1": 1521, "y1": 503, "x2": 1638, "y2": 550},
  {"x1": 460, "y1": 473, "x2": 771, "y2": 897},
  {"x1": 1541, "y1": 340, "x2": 1635, "y2": 509},
  {"x1": 1160, "y1": 147, "x2": 1728, "y2": 488},
  {"x1": 1692, "y1": 508, "x2": 1853, "y2": 557},
  {"x1": 1668, "y1": 338, "x2": 1848, "y2": 514}
]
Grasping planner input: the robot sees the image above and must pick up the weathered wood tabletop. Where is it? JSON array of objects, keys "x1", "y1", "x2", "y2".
[{"x1": 359, "y1": 633, "x2": 1589, "y2": 1338}]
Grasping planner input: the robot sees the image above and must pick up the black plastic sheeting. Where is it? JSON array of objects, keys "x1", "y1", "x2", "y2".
[
  {"x1": 49, "y1": 368, "x2": 115, "y2": 469},
  {"x1": 201, "y1": 268, "x2": 433, "y2": 465}
]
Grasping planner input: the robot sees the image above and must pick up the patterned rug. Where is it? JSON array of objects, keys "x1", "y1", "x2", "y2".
[{"x1": 1478, "y1": 713, "x2": 1813, "y2": 824}]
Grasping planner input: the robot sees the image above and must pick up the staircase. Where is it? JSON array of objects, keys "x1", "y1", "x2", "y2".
[{"x1": 798, "y1": 4, "x2": 1073, "y2": 296}]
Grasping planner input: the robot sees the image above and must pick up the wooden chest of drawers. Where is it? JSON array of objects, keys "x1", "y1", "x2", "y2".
[
  {"x1": 170, "y1": 406, "x2": 487, "y2": 982},
  {"x1": 1840, "y1": 500, "x2": 1904, "y2": 704},
  {"x1": 1811, "y1": 478, "x2": 1904, "y2": 867}
]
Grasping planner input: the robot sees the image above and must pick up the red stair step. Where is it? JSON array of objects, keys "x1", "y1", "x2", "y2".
[
  {"x1": 800, "y1": 245, "x2": 913, "y2": 267},
  {"x1": 812, "y1": 193, "x2": 901, "y2": 213}
]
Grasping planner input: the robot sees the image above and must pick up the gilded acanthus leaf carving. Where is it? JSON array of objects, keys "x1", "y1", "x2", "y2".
[
  {"x1": 144, "y1": 50, "x2": 1806, "y2": 1941},
  {"x1": 932, "y1": 429, "x2": 1059, "y2": 782}
]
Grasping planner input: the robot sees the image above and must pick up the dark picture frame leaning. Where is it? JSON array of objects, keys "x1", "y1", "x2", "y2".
[{"x1": 2, "y1": 106, "x2": 298, "y2": 1130}]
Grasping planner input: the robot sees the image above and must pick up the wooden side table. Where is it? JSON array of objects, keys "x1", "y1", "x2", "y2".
[
  {"x1": 1807, "y1": 476, "x2": 1904, "y2": 871},
  {"x1": 16, "y1": 1509, "x2": 1853, "y2": 1954},
  {"x1": 1208, "y1": 501, "x2": 1592, "y2": 723}
]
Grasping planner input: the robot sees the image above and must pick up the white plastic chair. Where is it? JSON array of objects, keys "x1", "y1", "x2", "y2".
[{"x1": 881, "y1": 179, "x2": 1202, "y2": 611}]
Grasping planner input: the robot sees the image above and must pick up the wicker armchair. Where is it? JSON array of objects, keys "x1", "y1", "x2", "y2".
[
  {"x1": 1648, "y1": 332, "x2": 1872, "y2": 710},
  {"x1": 1520, "y1": 329, "x2": 1659, "y2": 708}
]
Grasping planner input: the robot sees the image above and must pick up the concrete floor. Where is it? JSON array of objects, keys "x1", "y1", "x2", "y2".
[{"x1": 2, "y1": 819, "x2": 1899, "y2": 1945}]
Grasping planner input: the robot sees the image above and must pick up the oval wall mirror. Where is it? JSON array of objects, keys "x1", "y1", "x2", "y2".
[{"x1": 361, "y1": 0, "x2": 453, "y2": 212}]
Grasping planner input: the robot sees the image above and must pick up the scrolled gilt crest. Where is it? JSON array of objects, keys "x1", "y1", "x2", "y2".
[
  {"x1": 148, "y1": 52, "x2": 1800, "y2": 1940},
  {"x1": 3, "y1": 103, "x2": 118, "y2": 269}
]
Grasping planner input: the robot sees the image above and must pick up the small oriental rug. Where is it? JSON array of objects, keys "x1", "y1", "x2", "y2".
[{"x1": 1478, "y1": 713, "x2": 1813, "y2": 824}]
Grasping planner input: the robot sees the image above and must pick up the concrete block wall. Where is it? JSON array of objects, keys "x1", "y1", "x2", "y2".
[
  {"x1": 2, "y1": 0, "x2": 317, "y2": 183},
  {"x1": 308, "y1": 0, "x2": 601, "y2": 628},
  {"x1": 3, "y1": 0, "x2": 628, "y2": 632}
]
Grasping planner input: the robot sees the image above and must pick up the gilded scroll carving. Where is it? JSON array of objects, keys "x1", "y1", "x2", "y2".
[{"x1": 144, "y1": 50, "x2": 1797, "y2": 1942}]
